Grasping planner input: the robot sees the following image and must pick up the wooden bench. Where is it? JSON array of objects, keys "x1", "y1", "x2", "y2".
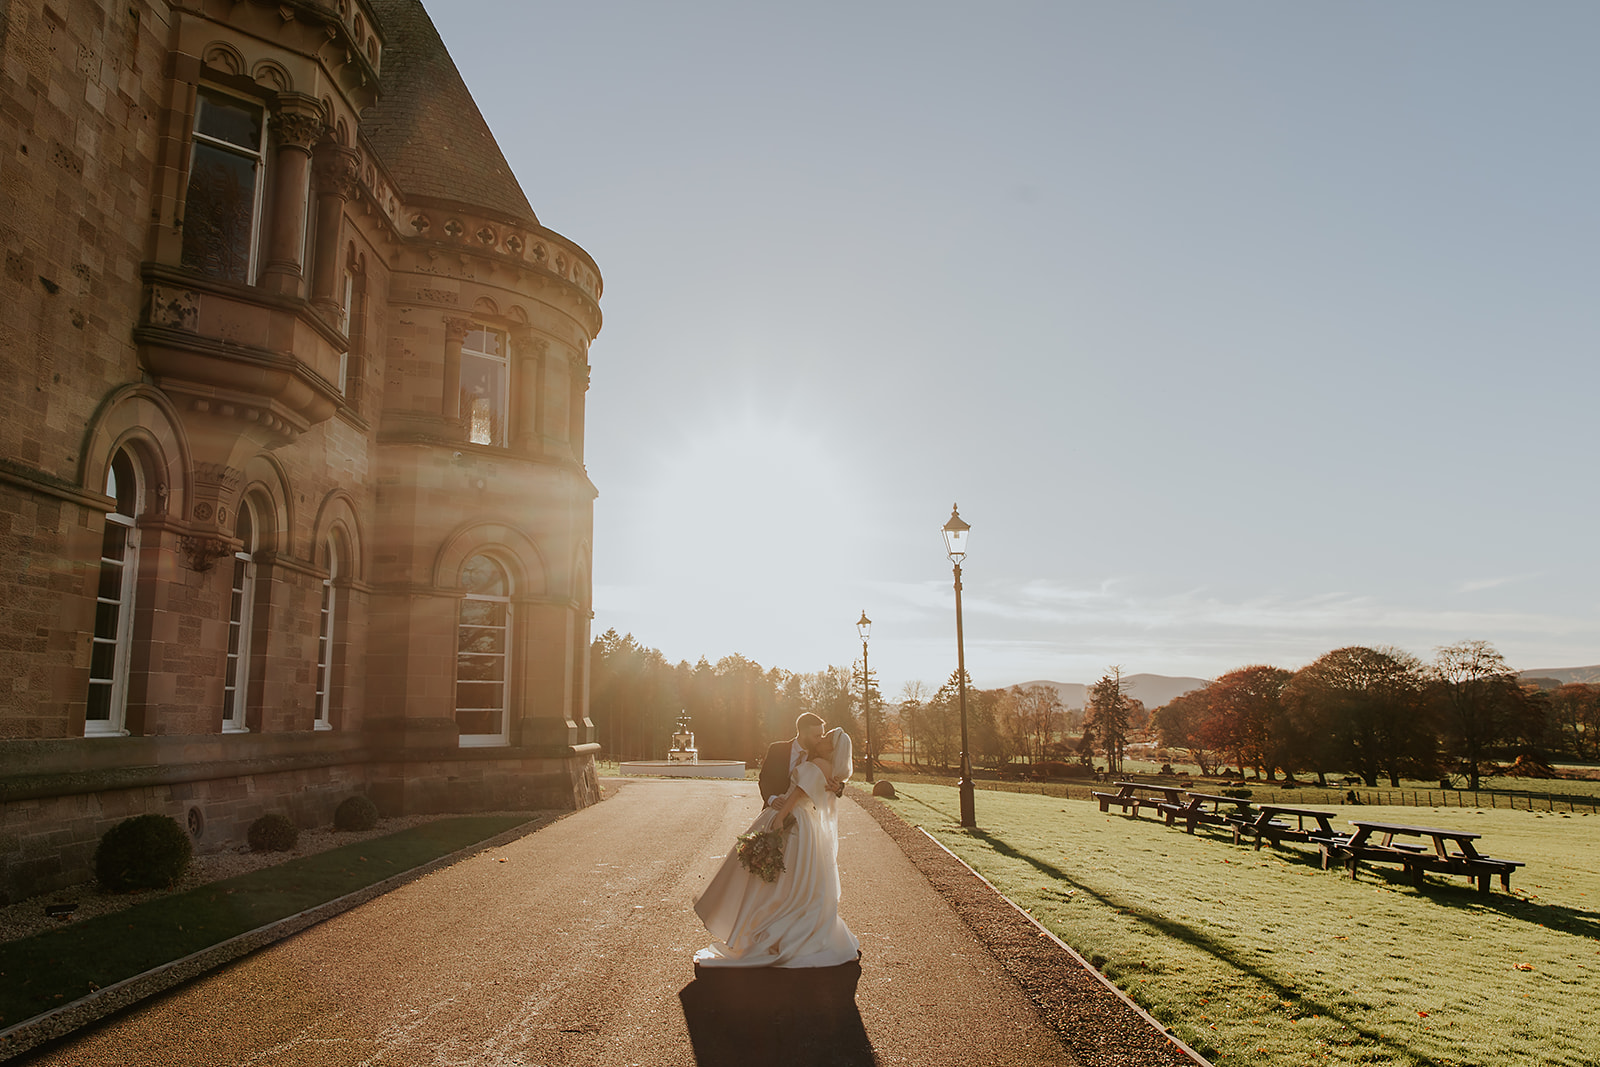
[
  {"x1": 1233, "y1": 804, "x2": 1340, "y2": 850},
  {"x1": 1340, "y1": 821, "x2": 1526, "y2": 893},
  {"x1": 1156, "y1": 791, "x2": 1249, "y2": 834},
  {"x1": 1161, "y1": 791, "x2": 1257, "y2": 834},
  {"x1": 1091, "y1": 781, "x2": 1184, "y2": 817}
]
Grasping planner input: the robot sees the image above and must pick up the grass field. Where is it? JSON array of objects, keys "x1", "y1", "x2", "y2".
[{"x1": 882, "y1": 783, "x2": 1599, "y2": 1066}]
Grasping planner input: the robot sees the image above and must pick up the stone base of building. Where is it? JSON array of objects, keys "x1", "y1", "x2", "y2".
[{"x1": 0, "y1": 739, "x2": 602, "y2": 904}]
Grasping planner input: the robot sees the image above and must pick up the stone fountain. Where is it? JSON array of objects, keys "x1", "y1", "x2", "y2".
[{"x1": 619, "y1": 711, "x2": 746, "y2": 778}]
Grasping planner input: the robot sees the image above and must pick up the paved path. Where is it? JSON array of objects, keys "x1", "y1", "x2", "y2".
[{"x1": 24, "y1": 778, "x2": 1076, "y2": 1066}]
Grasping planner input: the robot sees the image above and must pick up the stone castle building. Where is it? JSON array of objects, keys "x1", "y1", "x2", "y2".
[{"x1": 0, "y1": 0, "x2": 603, "y2": 901}]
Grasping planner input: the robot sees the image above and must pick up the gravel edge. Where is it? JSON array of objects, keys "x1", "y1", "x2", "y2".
[
  {"x1": 0, "y1": 813, "x2": 561, "y2": 1064},
  {"x1": 850, "y1": 788, "x2": 1213, "y2": 1067}
]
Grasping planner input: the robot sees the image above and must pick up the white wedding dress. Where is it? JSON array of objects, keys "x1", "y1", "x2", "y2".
[{"x1": 694, "y1": 729, "x2": 860, "y2": 968}]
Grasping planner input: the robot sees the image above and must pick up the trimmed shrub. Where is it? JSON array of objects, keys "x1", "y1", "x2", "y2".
[
  {"x1": 247, "y1": 813, "x2": 299, "y2": 852},
  {"x1": 334, "y1": 795, "x2": 379, "y2": 832},
  {"x1": 95, "y1": 814, "x2": 192, "y2": 892}
]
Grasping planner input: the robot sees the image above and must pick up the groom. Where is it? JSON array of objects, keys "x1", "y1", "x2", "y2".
[{"x1": 760, "y1": 712, "x2": 844, "y2": 807}]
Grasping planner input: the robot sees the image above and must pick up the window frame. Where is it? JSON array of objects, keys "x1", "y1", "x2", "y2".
[
  {"x1": 460, "y1": 324, "x2": 510, "y2": 448},
  {"x1": 222, "y1": 499, "x2": 258, "y2": 734},
  {"x1": 313, "y1": 541, "x2": 337, "y2": 731},
  {"x1": 180, "y1": 84, "x2": 269, "y2": 284},
  {"x1": 455, "y1": 554, "x2": 512, "y2": 747},
  {"x1": 85, "y1": 450, "x2": 141, "y2": 738}
]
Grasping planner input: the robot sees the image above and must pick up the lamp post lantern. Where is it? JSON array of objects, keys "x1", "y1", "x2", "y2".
[
  {"x1": 942, "y1": 504, "x2": 975, "y2": 828},
  {"x1": 857, "y1": 610, "x2": 874, "y2": 783}
]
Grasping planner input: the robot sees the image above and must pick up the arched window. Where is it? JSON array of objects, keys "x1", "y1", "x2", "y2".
[
  {"x1": 314, "y1": 535, "x2": 339, "y2": 731},
  {"x1": 456, "y1": 554, "x2": 510, "y2": 746},
  {"x1": 85, "y1": 449, "x2": 141, "y2": 737},
  {"x1": 222, "y1": 500, "x2": 258, "y2": 733}
]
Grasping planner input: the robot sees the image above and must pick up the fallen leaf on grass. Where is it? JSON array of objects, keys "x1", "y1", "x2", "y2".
[{"x1": 1515, "y1": 963, "x2": 1534, "y2": 971}]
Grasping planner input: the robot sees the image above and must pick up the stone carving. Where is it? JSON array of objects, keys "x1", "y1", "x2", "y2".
[
  {"x1": 201, "y1": 42, "x2": 244, "y2": 76},
  {"x1": 476, "y1": 226, "x2": 496, "y2": 245},
  {"x1": 269, "y1": 96, "x2": 326, "y2": 149},
  {"x1": 444, "y1": 316, "x2": 474, "y2": 342},
  {"x1": 179, "y1": 534, "x2": 233, "y2": 572},
  {"x1": 148, "y1": 285, "x2": 198, "y2": 330},
  {"x1": 411, "y1": 213, "x2": 430, "y2": 234},
  {"x1": 443, "y1": 218, "x2": 464, "y2": 238},
  {"x1": 505, "y1": 234, "x2": 523, "y2": 255},
  {"x1": 314, "y1": 145, "x2": 361, "y2": 200}
]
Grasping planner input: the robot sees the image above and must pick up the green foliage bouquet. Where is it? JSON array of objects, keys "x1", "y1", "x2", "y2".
[{"x1": 736, "y1": 821, "x2": 792, "y2": 883}]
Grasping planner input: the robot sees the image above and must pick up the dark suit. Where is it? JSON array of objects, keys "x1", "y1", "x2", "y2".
[{"x1": 758, "y1": 738, "x2": 796, "y2": 804}]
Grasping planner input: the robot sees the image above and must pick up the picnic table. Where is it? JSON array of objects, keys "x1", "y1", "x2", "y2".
[
  {"x1": 1231, "y1": 804, "x2": 1343, "y2": 850},
  {"x1": 1335, "y1": 820, "x2": 1525, "y2": 893},
  {"x1": 1091, "y1": 781, "x2": 1185, "y2": 817},
  {"x1": 1156, "y1": 791, "x2": 1256, "y2": 834}
]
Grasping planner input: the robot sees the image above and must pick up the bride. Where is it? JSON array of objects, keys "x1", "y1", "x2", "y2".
[{"x1": 693, "y1": 726, "x2": 860, "y2": 968}]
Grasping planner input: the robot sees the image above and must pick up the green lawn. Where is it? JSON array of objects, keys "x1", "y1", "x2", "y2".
[
  {"x1": 0, "y1": 815, "x2": 531, "y2": 1030},
  {"x1": 884, "y1": 783, "x2": 1599, "y2": 1067}
]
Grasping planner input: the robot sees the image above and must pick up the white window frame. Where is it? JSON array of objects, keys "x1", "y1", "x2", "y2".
[
  {"x1": 222, "y1": 500, "x2": 257, "y2": 734},
  {"x1": 181, "y1": 85, "x2": 268, "y2": 283},
  {"x1": 460, "y1": 325, "x2": 509, "y2": 447},
  {"x1": 337, "y1": 267, "x2": 356, "y2": 393},
  {"x1": 85, "y1": 451, "x2": 140, "y2": 737},
  {"x1": 456, "y1": 554, "x2": 512, "y2": 747},
  {"x1": 314, "y1": 539, "x2": 337, "y2": 731}
]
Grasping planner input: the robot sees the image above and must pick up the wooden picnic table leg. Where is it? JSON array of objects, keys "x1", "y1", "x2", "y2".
[{"x1": 1477, "y1": 871, "x2": 1490, "y2": 894}]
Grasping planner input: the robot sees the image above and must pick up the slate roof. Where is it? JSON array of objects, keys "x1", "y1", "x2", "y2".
[{"x1": 362, "y1": 0, "x2": 538, "y2": 226}]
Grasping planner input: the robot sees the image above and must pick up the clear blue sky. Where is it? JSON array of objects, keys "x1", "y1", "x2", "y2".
[{"x1": 431, "y1": 2, "x2": 1600, "y2": 697}]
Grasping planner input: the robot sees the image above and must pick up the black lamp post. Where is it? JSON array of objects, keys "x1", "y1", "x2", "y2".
[
  {"x1": 857, "y1": 610, "x2": 874, "y2": 783},
  {"x1": 942, "y1": 503, "x2": 975, "y2": 828}
]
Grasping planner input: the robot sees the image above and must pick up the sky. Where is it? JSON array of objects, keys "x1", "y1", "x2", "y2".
[{"x1": 429, "y1": 2, "x2": 1600, "y2": 699}]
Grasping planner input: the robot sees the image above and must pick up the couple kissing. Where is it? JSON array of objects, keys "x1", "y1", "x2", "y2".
[
  {"x1": 694, "y1": 713, "x2": 859, "y2": 968},
  {"x1": 758, "y1": 712, "x2": 848, "y2": 809}
]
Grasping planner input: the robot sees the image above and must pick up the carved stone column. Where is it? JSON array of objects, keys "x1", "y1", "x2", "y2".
[
  {"x1": 510, "y1": 330, "x2": 546, "y2": 455},
  {"x1": 569, "y1": 350, "x2": 590, "y2": 465},
  {"x1": 309, "y1": 143, "x2": 361, "y2": 320},
  {"x1": 541, "y1": 341, "x2": 572, "y2": 460},
  {"x1": 181, "y1": 462, "x2": 244, "y2": 571},
  {"x1": 260, "y1": 94, "x2": 325, "y2": 297},
  {"x1": 441, "y1": 316, "x2": 472, "y2": 425}
]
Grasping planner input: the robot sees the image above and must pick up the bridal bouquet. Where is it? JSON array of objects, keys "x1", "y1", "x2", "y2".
[{"x1": 735, "y1": 817, "x2": 795, "y2": 883}]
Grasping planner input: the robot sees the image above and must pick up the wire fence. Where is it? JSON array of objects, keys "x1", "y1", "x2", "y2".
[{"x1": 1344, "y1": 788, "x2": 1600, "y2": 813}]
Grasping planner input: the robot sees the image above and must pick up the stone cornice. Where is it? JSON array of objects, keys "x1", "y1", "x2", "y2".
[{"x1": 0, "y1": 458, "x2": 113, "y2": 512}]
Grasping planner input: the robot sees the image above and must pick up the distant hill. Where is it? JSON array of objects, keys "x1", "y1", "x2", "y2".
[
  {"x1": 1012, "y1": 674, "x2": 1209, "y2": 709},
  {"x1": 1518, "y1": 665, "x2": 1600, "y2": 687}
]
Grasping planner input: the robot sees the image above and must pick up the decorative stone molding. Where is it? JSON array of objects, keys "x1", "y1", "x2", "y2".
[
  {"x1": 148, "y1": 286, "x2": 199, "y2": 331},
  {"x1": 511, "y1": 335, "x2": 549, "y2": 360},
  {"x1": 443, "y1": 316, "x2": 474, "y2": 343},
  {"x1": 178, "y1": 534, "x2": 234, "y2": 572},
  {"x1": 269, "y1": 94, "x2": 326, "y2": 150},
  {"x1": 190, "y1": 462, "x2": 243, "y2": 533},
  {"x1": 313, "y1": 145, "x2": 362, "y2": 200}
]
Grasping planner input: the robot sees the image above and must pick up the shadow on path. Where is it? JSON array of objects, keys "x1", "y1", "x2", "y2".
[{"x1": 679, "y1": 961, "x2": 876, "y2": 1066}]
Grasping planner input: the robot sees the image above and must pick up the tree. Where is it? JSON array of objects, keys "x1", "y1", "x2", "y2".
[
  {"x1": 1203, "y1": 666, "x2": 1294, "y2": 780},
  {"x1": 1428, "y1": 640, "x2": 1525, "y2": 790},
  {"x1": 1284, "y1": 646, "x2": 1428, "y2": 787},
  {"x1": 1549, "y1": 683, "x2": 1600, "y2": 761},
  {"x1": 896, "y1": 680, "x2": 929, "y2": 767},
  {"x1": 1151, "y1": 688, "x2": 1216, "y2": 775},
  {"x1": 1084, "y1": 667, "x2": 1132, "y2": 774}
]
